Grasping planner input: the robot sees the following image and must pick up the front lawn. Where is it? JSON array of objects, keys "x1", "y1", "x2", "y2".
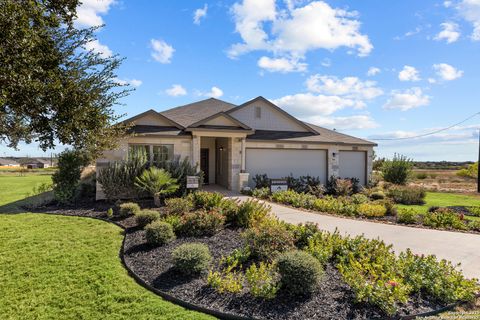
[
  {"x1": 397, "y1": 192, "x2": 480, "y2": 220},
  {"x1": 0, "y1": 213, "x2": 212, "y2": 320},
  {"x1": 0, "y1": 174, "x2": 53, "y2": 206}
]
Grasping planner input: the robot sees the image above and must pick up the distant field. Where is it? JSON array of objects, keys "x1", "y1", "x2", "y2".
[
  {"x1": 0, "y1": 167, "x2": 56, "y2": 176},
  {"x1": 0, "y1": 175, "x2": 53, "y2": 206},
  {"x1": 410, "y1": 169, "x2": 477, "y2": 193}
]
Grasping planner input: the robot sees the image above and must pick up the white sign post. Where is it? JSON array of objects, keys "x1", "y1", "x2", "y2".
[
  {"x1": 270, "y1": 178, "x2": 288, "y2": 193},
  {"x1": 186, "y1": 176, "x2": 200, "y2": 189}
]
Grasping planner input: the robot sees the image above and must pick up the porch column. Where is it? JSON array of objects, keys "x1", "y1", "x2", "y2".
[
  {"x1": 241, "y1": 137, "x2": 246, "y2": 171},
  {"x1": 192, "y1": 135, "x2": 201, "y2": 168}
]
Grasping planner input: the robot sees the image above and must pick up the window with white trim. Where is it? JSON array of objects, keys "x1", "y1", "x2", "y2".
[{"x1": 153, "y1": 144, "x2": 174, "y2": 163}]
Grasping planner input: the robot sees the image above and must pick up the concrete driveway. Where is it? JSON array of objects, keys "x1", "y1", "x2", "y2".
[{"x1": 211, "y1": 186, "x2": 480, "y2": 279}]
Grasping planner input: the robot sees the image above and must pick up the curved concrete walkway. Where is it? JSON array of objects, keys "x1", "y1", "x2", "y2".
[{"x1": 207, "y1": 185, "x2": 480, "y2": 279}]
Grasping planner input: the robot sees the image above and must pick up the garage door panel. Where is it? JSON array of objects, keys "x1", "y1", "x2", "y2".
[
  {"x1": 246, "y1": 148, "x2": 327, "y2": 186},
  {"x1": 339, "y1": 151, "x2": 366, "y2": 185}
]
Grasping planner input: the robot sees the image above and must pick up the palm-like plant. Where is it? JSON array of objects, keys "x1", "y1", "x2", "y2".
[{"x1": 134, "y1": 167, "x2": 179, "y2": 206}]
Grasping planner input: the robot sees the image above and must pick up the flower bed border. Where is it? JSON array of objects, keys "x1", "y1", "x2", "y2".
[{"x1": 26, "y1": 211, "x2": 478, "y2": 320}]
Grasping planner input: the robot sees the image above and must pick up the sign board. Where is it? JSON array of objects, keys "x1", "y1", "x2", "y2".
[
  {"x1": 270, "y1": 178, "x2": 288, "y2": 193},
  {"x1": 186, "y1": 176, "x2": 200, "y2": 189}
]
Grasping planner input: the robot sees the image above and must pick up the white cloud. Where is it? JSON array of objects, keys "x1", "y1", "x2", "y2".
[
  {"x1": 200, "y1": 86, "x2": 224, "y2": 98},
  {"x1": 257, "y1": 56, "x2": 307, "y2": 73},
  {"x1": 305, "y1": 75, "x2": 383, "y2": 101},
  {"x1": 84, "y1": 39, "x2": 112, "y2": 58},
  {"x1": 321, "y1": 58, "x2": 332, "y2": 67},
  {"x1": 456, "y1": 0, "x2": 480, "y2": 40},
  {"x1": 444, "y1": 1, "x2": 453, "y2": 8},
  {"x1": 165, "y1": 84, "x2": 187, "y2": 97},
  {"x1": 367, "y1": 67, "x2": 381, "y2": 76},
  {"x1": 433, "y1": 63, "x2": 464, "y2": 80},
  {"x1": 303, "y1": 114, "x2": 379, "y2": 130},
  {"x1": 434, "y1": 22, "x2": 460, "y2": 43},
  {"x1": 150, "y1": 39, "x2": 174, "y2": 63},
  {"x1": 116, "y1": 78, "x2": 142, "y2": 87},
  {"x1": 383, "y1": 87, "x2": 430, "y2": 111},
  {"x1": 229, "y1": 0, "x2": 373, "y2": 67},
  {"x1": 273, "y1": 93, "x2": 357, "y2": 116},
  {"x1": 75, "y1": 0, "x2": 116, "y2": 27},
  {"x1": 193, "y1": 4, "x2": 208, "y2": 25},
  {"x1": 398, "y1": 65, "x2": 421, "y2": 81}
]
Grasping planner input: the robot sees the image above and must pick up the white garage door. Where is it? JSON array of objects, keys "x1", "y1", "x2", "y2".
[
  {"x1": 246, "y1": 148, "x2": 327, "y2": 186},
  {"x1": 339, "y1": 151, "x2": 366, "y2": 185}
]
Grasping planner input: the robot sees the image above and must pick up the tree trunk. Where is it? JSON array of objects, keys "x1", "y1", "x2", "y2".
[{"x1": 154, "y1": 194, "x2": 161, "y2": 207}]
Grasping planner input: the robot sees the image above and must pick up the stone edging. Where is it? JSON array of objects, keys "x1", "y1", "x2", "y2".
[{"x1": 29, "y1": 211, "x2": 478, "y2": 320}]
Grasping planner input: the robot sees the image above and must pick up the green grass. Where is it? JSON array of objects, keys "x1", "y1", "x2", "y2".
[
  {"x1": 0, "y1": 174, "x2": 212, "y2": 320},
  {"x1": 397, "y1": 192, "x2": 480, "y2": 221}
]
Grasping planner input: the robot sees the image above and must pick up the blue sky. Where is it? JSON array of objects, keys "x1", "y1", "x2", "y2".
[{"x1": 2, "y1": 0, "x2": 480, "y2": 161}]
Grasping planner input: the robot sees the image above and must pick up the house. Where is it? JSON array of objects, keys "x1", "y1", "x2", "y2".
[
  {"x1": 96, "y1": 96, "x2": 376, "y2": 199},
  {"x1": 22, "y1": 158, "x2": 54, "y2": 169},
  {"x1": 0, "y1": 158, "x2": 20, "y2": 167}
]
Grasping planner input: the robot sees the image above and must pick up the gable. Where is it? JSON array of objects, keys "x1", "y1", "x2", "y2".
[
  {"x1": 123, "y1": 110, "x2": 183, "y2": 129},
  {"x1": 228, "y1": 98, "x2": 311, "y2": 132},
  {"x1": 202, "y1": 114, "x2": 242, "y2": 127}
]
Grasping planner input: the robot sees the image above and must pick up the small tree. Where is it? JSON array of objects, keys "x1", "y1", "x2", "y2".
[
  {"x1": 456, "y1": 162, "x2": 478, "y2": 179},
  {"x1": 135, "y1": 167, "x2": 179, "y2": 206},
  {"x1": 381, "y1": 153, "x2": 412, "y2": 185},
  {"x1": 52, "y1": 149, "x2": 90, "y2": 204}
]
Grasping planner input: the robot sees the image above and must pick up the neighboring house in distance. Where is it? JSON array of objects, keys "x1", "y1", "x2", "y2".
[
  {"x1": 97, "y1": 96, "x2": 376, "y2": 199},
  {"x1": 22, "y1": 158, "x2": 54, "y2": 169},
  {"x1": 0, "y1": 158, "x2": 20, "y2": 167}
]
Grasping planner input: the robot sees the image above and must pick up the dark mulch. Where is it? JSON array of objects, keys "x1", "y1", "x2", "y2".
[{"x1": 123, "y1": 227, "x2": 444, "y2": 320}]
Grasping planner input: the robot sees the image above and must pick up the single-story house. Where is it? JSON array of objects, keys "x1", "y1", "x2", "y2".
[
  {"x1": 96, "y1": 96, "x2": 376, "y2": 199},
  {"x1": 0, "y1": 158, "x2": 20, "y2": 167},
  {"x1": 22, "y1": 158, "x2": 54, "y2": 169}
]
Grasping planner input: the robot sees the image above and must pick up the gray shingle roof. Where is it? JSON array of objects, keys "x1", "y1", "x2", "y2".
[
  {"x1": 160, "y1": 98, "x2": 236, "y2": 127},
  {"x1": 0, "y1": 158, "x2": 20, "y2": 166}
]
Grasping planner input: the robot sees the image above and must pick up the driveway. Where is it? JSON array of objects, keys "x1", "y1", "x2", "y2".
[{"x1": 209, "y1": 186, "x2": 480, "y2": 279}]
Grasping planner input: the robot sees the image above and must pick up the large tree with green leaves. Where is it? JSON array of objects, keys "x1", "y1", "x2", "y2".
[{"x1": 0, "y1": 0, "x2": 128, "y2": 157}]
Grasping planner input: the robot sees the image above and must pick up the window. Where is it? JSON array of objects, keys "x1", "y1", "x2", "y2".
[
  {"x1": 128, "y1": 144, "x2": 150, "y2": 161},
  {"x1": 153, "y1": 144, "x2": 174, "y2": 163},
  {"x1": 255, "y1": 106, "x2": 261, "y2": 119}
]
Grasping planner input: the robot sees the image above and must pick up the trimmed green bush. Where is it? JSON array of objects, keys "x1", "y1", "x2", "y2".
[
  {"x1": 119, "y1": 202, "x2": 141, "y2": 217},
  {"x1": 397, "y1": 209, "x2": 418, "y2": 224},
  {"x1": 468, "y1": 220, "x2": 480, "y2": 231},
  {"x1": 245, "y1": 262, "x2": 279, "y2": 299},
  {"x1": 387, "y1": 186, "x2": 426, "y2": 205},
  {"x1": 243, "y1": 218, "x2": 295, "y2": 261},
  {"x1": 135, "y1": 210, "x2": 160, "y2": 227},
  {"x1": 161, "y1": 215, "x2": 183, "y2": 233},
  {"x1": 230, "y1": 199, "x2": 271, "y2": 228},
  {"x1": 381, "y1": 153, "x2": 412, "y2": 185},
  {"x1": 145, "y1": 221, "x2": 175, "y2": 246},
  {"x1": 369, "y1": 190, "x2": 386, "y2": 200},
  {"x1": 178, "y1": 210, "x2": 225, "y2": 237},
  {"x1": 423, "y1": 208, "x2": 467, "y2": 230},
  {"x1": 357, "y1": 203, "x2": 387, "y2": 217},
  {"x1": 191, "y1": 191, "x2": 224, "y2": 210},
  {"x1": 165, "y1": 197, "x2": 194, "y2": 215},
  {"x1": 277, "y1": 250, "x2": 324, "y2": 295},
  {"x1": 288, "y1": 222, "x2": 319, "y2": 249},
  {"x1": 252, "y1": 187, "x2": 271, "y2": 199},
  {"x1": 106, "y1": 208, "x2": 113, "y2": 218},
  {"x1": 351, "y1": 193, "x2": 369, "y2": 204},
  {"x1": 172, "y1": 243, "x2": 212, "y2": 276}
]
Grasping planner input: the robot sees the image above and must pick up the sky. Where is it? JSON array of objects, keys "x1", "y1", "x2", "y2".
[{"x1": 2, "y1": 0, "x2": 480, "y2": 161}]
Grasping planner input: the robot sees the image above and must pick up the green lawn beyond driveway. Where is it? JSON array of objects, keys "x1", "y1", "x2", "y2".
[{"x1": 0, "y1": 174, "x2": 212, "y2": 320}]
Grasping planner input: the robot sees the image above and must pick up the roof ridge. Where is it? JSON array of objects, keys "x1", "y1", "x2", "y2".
[{"x1": 160, "y1": 97, "x2": 237, "y2": 114}]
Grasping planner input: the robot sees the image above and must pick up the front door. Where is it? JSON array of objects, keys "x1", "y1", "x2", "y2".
[{"x1": 200, "y1": 148, "x2": 209, "y2": 184}]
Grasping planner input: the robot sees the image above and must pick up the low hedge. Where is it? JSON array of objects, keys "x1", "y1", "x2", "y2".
[{"x1": 145, "y1": 221, "x2": 175, "y2": 246}]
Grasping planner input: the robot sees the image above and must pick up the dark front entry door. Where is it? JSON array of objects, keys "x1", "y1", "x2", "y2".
[{"x1": 200, "y1": 148, "x2": 209, "y2": 184}]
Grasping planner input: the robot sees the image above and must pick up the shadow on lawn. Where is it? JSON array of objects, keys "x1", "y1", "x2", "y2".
[{"x1": 0, "y1": 191, "x2": 53, "y2": 214}]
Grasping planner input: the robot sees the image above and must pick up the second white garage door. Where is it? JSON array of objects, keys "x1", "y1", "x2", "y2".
[
  {"x1": 339, "y1": 151, "x2": 367, "y2": 185},
  {"x1": 246, "y1": 148, "x2": 327, "y2": 186}
]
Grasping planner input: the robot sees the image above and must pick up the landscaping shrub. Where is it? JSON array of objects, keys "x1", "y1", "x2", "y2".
[
  {"x1": 271, "y1": 190, "x2": 316, "y2": 209},
  {"x1": 288, "y1": 222, "x2": 319, "y2": 249},
  {"x1": 178, "y1": 210, "x2": 225, "y2": 237},
  {"x1": 312, "y1": 196, "x2": 358, "y2": 217},
  {"x1": 106, "y1": 208, "x2": 113, "y2": 218},
  {"x1": 230, "y1": 199, "x2": 271, "y2": 228},
  {"x1": 172, "y1": 243, "x2": 212, "y2": 276},
  {"x1": 466, "y1": 206, "x2": 480, "y2": 217},
  {"x1": 190, "y1": 191, "x2": 224, "y2": 210},
  {"x1": 456, "y1": 162, "x2": 478, "y2": 179},
  {"x1": 381, "y1": 153, "x2": 412, "y2": 185},
  {"x1": 468, "y1": 220, "x2": 480, "y2": 232},
  {"x1": 415, "y1": 172, "x2": 428, "y2": 179},
  {"x1": 156, "y1": 156, "x2": 202, "y2": 196},
  {"x1": 325, "y1": 176, "x2": 338, "y2": 195},
  {"x1": 135, "y1": 210, "x2": 160, "y2": 227},
  {"x1": 296, "y1": 175, "x2": 322, "y2": 193},
  {"x1": 243, "y1": 218, "x2": 295, "y2": 261},
  {"x1": 245, "y1": 262, "x2": 279, "y2": 299},
  {"x1": 134, "y1": 167, "x2": 179, "y2": 206},
  {"x1": 396, "y1": 208, "x2": 418, "y2": 224},
  {"x1": 252, "y1": 187, "x2": 270, "y2": 199},
  {"x1": 220, "y1": 247, "x2": 251, "y2": 269},
  {"x1": 97, "y1": 151, "x2": 147, "y2": 200},
  {"x1": 351, "y1": 193, "x2": 369, "y2": 204},
  {"x1": 207, "y1": 269, "x2": 244, "y2": 293},
  {"x1": 335, "y1": 178, "x2": 353, "y2": 196},
  {"x1": 369, "y1": 190, "x2": 386, "y2": 200},
  {"x1": 165, "y1": 197, "x2": 194, "y2": 215},
  {"x1": 119, "y1": 202, "x2": 140, "y2": 217},
  {"x1": 285, "y1": 174, "x2": 301, "y2": 192},
  {"x1": 399, "y1": 249, "x2": 479, "y2": 304},
  {"x1": 305, "y1": 231, "x2": 344, "y2": 265},
  {"x1": 52, "y1": 149, "x2": 90, "y2": 204},
  {"x1": 277, "y1": 250, "x2": 324, "y2": 296},
  {"x1": 357, "y1": 203, "x2": 387, "y2": 217},
  {"x1": 307, "y1": 184, "x2": 325, "y2": 197},
  {"x1": 145, "y1": 221, "x2": 175, "y2": 246},
  {"x1": 253, "y1": 173, "x2": 270, "y2": 189},
  {"x1": 216, "y1": 198, "x2": 239, "y2": 220},
  {"x1": 161, "y1": 215, "x2": 182, "y2": 233},
  {"x1": 387, "y1": 186, "x2": 426, "y2": 205},
  {"x1": 423, "y1": 208, "x2": 467, "y2": 230}
]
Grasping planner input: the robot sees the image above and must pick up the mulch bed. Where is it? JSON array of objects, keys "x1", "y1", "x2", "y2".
[{"x1": 123, "y1": 226, "x2": 445, "y2": 320}]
